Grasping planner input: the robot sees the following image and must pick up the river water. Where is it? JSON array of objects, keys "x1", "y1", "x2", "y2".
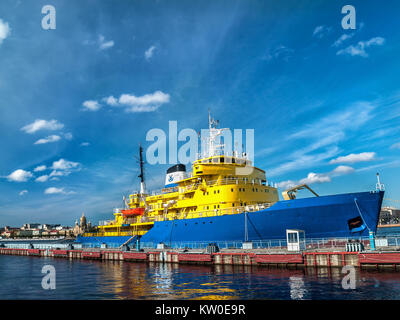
[{"x1": 1, "y1": 255, "x2": 400, "y2": 299}]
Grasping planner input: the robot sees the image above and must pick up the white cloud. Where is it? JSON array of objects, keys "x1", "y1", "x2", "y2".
[
  {"x1": 277, "y1": 165, "x2": 355, "y2": 190},
  {"x1": 277, "y1": 180, "x2": 297, "y2": 190},
  {"x1": 104, "y1": 90, "x2": 170, "y2": 113},
  {"x1": 64, "y1": 132, "x2": 73, "y2": 140},
  {"x1": 337, "y1": 37, "x2": 385, "y2": 57},
  {"x1": 6, "y1": 169, "x2": 33, "y2": 182},
  {"x1": 270, "y1": 101, "x2": 374, "y2": 177},
  {"x1": 390, "y1": 142, "x2": 400, "y2": 150},
  {"x1": 332, "y1": 33, "x2": 355, "y2": 47},
  {"x1": 312, "y1": 25, "x2": 332, "y2": 38},
  {"x1": 331, "y1": 165, "x2": 355, "y2": 175},
  {"x1": 44, "y1": 187, "x2": 75, "y2": 195},
  {"x1": 52, "y1": 158, "x2": 80, "y2": 171},
  {"x1": 48, "y1": 159, "x2": 81, "y2": 178},
  {"x1": 268, "y1": 146, "x2": 339, "y2": 178},
  {"x1": 34, "y1": 135, "x2": 61, "y2": 145},
  {"x1": 119, "y1": 91, "x2": 169, "y2": 106},
  {"x1": 21, "y1": 119, "x2": 64, "y2": 134},
  {"x1": 35, "y1": 175, "x2": 49, "y2": 182},
  {"x1": 82, "y1": 100, "x2": 101, "y2": 111},
  {"x1": 291, "y1": 102, "x2": 374, "y2": 141},
  {"x1": 34, "y1": 165, "x2": 47, "y2": 172},
  {"x1": 80, "y1": 142, "x2": 90, "y2": 147},
  {"x1": 299, "y1": 172, "x2": 331, "y2": 185},
  {"x1": 103, "y1": 96, "x2": 118, "y2": 106},
  {"x1": 98, "y1": 34, "x2": 114, "y2": 50},
  {"x1": 145, "y1": 45, "x2": 156, "y2": 60},
  {"x1": 263, "y1": 45, "x2": 293, "y2": 62},
  {"x1": 19, "y1": 190, "x2": 28, "y2": 196},
  {"x1": 49, "y1": 170, "x2": 67, "y2": 177},
  {"x1": 330, "y1": 152, "x2": 376, "y2": 164},
  {"x1": 0, "y1": 19, "x2": 11, "y2": 45}
]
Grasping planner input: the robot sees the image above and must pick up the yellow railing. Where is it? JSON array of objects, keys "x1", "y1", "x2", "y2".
[
  {"x1": 146, "y1": 177, "x2": 269, "y2": 197},
  {"x1": 137, "y1": 202, "x2": 274, "y2": 223},
  {"x1": 88, "y1": 202, "x2": 275, "y2": 238}
]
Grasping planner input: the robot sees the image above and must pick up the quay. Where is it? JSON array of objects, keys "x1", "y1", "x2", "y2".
[{"x1": 1, "y1": 246, "x2": 400, "y2": 270}]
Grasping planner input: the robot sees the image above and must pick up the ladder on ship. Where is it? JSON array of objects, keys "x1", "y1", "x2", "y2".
[{"x1": 119, "y1": 235, "x2": 138, "y2": 249}]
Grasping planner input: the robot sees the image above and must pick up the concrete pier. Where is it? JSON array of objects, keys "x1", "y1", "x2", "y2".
[{"x1": 1, "y1": 247, "x2": 400, "y2": 270}]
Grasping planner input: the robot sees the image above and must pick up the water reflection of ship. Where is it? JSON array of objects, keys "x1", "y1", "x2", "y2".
[{"x1": 75, "y1": 259, "x2": 400, "y2": 299}]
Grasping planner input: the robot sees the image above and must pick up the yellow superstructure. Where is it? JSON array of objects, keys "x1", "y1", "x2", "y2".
[{"x1": 83, "y1": 114, "x2": 280, "y2": 239}]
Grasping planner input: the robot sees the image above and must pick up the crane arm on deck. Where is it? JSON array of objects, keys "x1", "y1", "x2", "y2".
[{"x1": 282, "y1": 184, "x2": 319, "y2": 200}]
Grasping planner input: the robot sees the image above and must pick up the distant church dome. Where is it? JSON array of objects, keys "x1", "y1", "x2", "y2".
[{"x1": 80, "y1": 212, "x2": 87, "y2": 228}]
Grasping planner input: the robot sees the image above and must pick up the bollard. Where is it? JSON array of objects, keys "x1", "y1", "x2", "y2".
[
  {"x1": 369, "y1": 231, "x2": 376, "y2": 251},
  {"x1": 136, "y1": 237, "x2": 141, "y2": 252}
]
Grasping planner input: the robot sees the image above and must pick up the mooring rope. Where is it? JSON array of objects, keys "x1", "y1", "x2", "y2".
[{"x1": 354, "y1": 198, "x2": 371, "y2": 232}]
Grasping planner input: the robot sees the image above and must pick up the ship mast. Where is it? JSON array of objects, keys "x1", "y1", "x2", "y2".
[
  {"x1": 138, "y1": 144, "x2": 145, "y2": 195},
  {"x1": 206, "y1": 110, "x2": 228, "y2": 158}
]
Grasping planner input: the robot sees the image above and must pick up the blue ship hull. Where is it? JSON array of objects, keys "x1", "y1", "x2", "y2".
[{"x1": 76, "y1": 191, "x2": 384, "y2": 246}]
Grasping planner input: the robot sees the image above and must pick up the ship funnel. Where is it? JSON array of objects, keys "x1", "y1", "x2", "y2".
[{"x1": 165, "y1": 164, "x2": 186, "y2": 187}]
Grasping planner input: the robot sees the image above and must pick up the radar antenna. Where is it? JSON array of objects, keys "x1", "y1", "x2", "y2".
[{"x1": 138, "y1": 144, "x2": 146, "y2": 195}]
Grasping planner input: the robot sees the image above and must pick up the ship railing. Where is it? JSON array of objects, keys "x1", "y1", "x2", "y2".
[
  {"x1": 98, "y1": 220, "x2": 114, "y2": 226},
  {"x1": 204, "y1": 177, "x2": 265, "y2": 187},
  {"x1": 146, "y1": 177, "x2": 269, "y2": 197},
  {"x1": 136, "y1": 202, "x2": 275, "y2": 223},
  {"x1": 73, "y1": 234, "x2": 400, "y2": 250},
  {"x1": 135, "y1": 235, "x2": 400, "y2": 250}
]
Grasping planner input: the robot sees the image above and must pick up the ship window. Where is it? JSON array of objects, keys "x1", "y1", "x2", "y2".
[
  {"x1": 214, "y1": 190, "x2": 216, "y2": 194},
  {"x1": 256, "y1": 188, "x2": 258, "y2": 192},
  {"x1": 207, "y1": 192, "x2": 209, "y2": 195},
  {"x1": 252, "y1": 188, "x2": 255, "y2": 192},
  {"x1": 239, "y1": 188, "x2": 241, "y2": 192},
  {"x1": 212, "y1": 158, "x2": 218, "y2": 163},
  {"x1": 232, "y1": 203, "x2": 235, "y2": 207},
  {"x1": 214, "y1": 205, "x2": 216, "y2": 209},
  {"x1": 207, "y1": 206, "x2": 209, "y2": 209},
  {"x1": 220, "y1": 157, "x2": 225, "y2": 163},
  {"x1": 217, "y1": 190, "x2": 220, "y2": 193},
  {"x1": 231, "y1": 188, "x2": 233, "y2": 192},
  {"x1": 217, "y1": 205, "x2": 220, "y2": 208},
  {"x1": 243, "y1": 188, "x2": 245, "y2": 192}
]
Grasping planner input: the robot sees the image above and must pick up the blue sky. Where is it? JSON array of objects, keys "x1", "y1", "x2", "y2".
[{"x1": 0, "y1": 0, "x2": 399, "y2": 226}]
